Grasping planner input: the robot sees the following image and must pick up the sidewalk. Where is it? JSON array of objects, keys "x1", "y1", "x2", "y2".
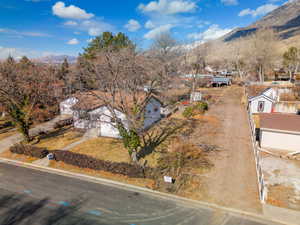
[{"x1": 0, "y1": 115, "x2": 71, "y2": 154}]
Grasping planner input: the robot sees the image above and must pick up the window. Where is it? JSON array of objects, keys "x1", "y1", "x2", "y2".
[{"x1": 257, "y1": 101, "x2": 265, "y2": 112}]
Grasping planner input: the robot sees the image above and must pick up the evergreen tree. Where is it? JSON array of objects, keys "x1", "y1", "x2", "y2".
[{"x1": 82, "y1": 32, "x2": 134, "y2": 59}]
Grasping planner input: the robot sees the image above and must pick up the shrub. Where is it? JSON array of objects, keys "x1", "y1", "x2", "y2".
[
  {"x1": 10, "y1": 144, "x2": 49, "y2": 158},
  {"x1": 0, "y1": 121, "x2": 13, "y2": 129},
  {"x1": 54, "y1": 118, "x2": 73, "y2": 129},
  {"x1": 182, "y1": 106, "x2": 194, "y2": 118},
  {"x1": 51, "y1": 150, "x2": 148, "y2": 178},
  {"x1": 195, "y1": 102, "x2": 208, "y2": 112},
  {"x1": 182, "y1": 101, "x2": 208, "y2": 118}
]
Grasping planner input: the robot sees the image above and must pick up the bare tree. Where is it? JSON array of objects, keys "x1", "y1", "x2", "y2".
[
  {"x1": 247, "y1": 28, "x2": 279, "y2": 82},
  {"x1": 181, "y1": 42, "x2": 212, "y2": 101},
  {"x1": 0, "y1": 58, "x2": 57, "y2": 142},
  {"x1": 229, "y1": 39, "x2": 247, "y2": 79},
  {"x1": 149, "y1": 32, "x2": 180, "y2": 86},
  {"x1": 78, "y1": 48, "x2": 183, "y2": 163},
  {"x1": 283, "y1": 46, "x2": 300, "y2": 80}
]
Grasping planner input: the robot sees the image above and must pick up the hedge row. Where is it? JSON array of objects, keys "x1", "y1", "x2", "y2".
[
  {"x1": 54, "y1": 118, "x2": 73, "y2": 129},
  {"x1": 10, "y1": 144, "x2": 49, "y2": 159},
  {"x1": 51, "y1": 150, "x2": 147, "y2": 178},
  {"x1": 0, "y1": 121, "x2": 13, "y2": 130},
  {"x1": 9, "y1": 144, "x2": 149, "y2": 178}
]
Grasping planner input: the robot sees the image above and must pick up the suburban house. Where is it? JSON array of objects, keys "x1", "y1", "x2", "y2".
[
  {"x1": 256, "y1": 113, "x2": 300, "y2": 152},
  {"x1": 248, "y1": 87, "x2": 295, "y2": 114},
  {"x1": 248, "y1": 94, "x2": 276, "y2": 114},
  {"x1": 60, "y1": 97, "x2": 78, "y2": 115},
  {"x1": 60, "y1": 91, "x2": 163, "y2": 138}
]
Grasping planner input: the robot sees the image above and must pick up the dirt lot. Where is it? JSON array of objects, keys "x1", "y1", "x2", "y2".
[
  {"x1": 189, "y1": 86, "x2": 262, "y2": 213},
  {"x1": 262, "y1": 155, "x2": 300, "y2": 210}
]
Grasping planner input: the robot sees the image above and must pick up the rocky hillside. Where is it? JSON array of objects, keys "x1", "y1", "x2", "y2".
[{"x1": 224, "y1": 0, "x2": 300, "y2": 42}]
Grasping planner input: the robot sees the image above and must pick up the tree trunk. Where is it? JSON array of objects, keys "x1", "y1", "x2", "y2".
[
  {"x1": 259, "y1": 65, "x2": 264, "y2": 83},
  {"x1": 21, "y1": 128, "x2": 31, "y2": 143},
  {"x1": 190, "y1": 74, "x2": 196, "y2": 103},
  {"x1": 131, "y1": 150, "x2": 138, "y2": 163},
  {"x1": 289, "y1": 70, "x2": 293, "y2": 81}
]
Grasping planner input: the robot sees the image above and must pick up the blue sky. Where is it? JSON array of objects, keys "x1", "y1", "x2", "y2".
[{"x1": 0, "y1": 0, "x2": 290, "y2": 58}]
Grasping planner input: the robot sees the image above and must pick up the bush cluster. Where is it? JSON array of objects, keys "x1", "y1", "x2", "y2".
[
  {"x1": 9, "y1": 143, "x2": 154, "y2": 178},
  {"x1": 182, "y1": 101, "x2": 209, "y2": 118},
  {"x1": 52, "y1": 150, "x2": 147, "y2": 178},
  {"x1": 10, "y1": 144, "x2": 49, "y2": 159},
  {"x1": 0, "y1": 121, "x2": 13, "y2": 130},
  {"x1": 54, "y1": 118, "x2": 73, "y2": 129}
]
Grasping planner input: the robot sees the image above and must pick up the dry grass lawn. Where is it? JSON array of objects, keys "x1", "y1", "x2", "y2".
[
  {"x1": 0, "y1": 150, "x2": 38, "y2": 163},
  {"x1": 35, "y1": 129, "x2": 83, "y2": 150},
  {"x1": 71, "y1": 138, "x2": 130, "y2": 163},
  {"x1": 49, "y1": 160, "x2": 155, "y2": 189},
  {"x1": 69, "y1": 137, "x2": 161, "y2": 168}
]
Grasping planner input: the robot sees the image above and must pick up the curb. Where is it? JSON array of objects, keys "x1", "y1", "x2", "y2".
[{"x1": 0, "y1": 157, "x2": 289, "y2": 225}]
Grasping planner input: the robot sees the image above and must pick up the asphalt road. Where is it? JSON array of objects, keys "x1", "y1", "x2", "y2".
[{"x1": 0, "y1": 162, "x2": 283, "y2": 225}]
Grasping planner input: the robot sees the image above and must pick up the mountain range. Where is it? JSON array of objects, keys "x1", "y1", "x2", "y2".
[{"x1": 224, "y1": 0, "x2": 300, "y2": 42}]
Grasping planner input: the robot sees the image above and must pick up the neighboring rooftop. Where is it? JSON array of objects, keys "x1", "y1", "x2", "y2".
[
  {"x1": 257, "y1": 113, "x2": 300, "y2": 133},
  {"x1": 71, "y1": 91, "x2": 161, "y2": 111}
]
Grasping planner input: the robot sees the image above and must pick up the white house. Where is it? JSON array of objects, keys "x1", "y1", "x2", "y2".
[
  {"x1": 60, "y1": 97, "x2": 78, "y2": 115},
  {"x1": 261, "y1": 87, "x2": 293, "y2": 102},
  {"x1": 248, "y1": 94, "x2": 276, "y2": 114},
  {"x1": 258, "y1": 113, "x2": 300, "y2": 152},
  {"x1": 61, "y1": 91, "x2": 163, "y2": 138},
  {"x1": 249, "y1": 87, "x2": 297, "y2": 114}
]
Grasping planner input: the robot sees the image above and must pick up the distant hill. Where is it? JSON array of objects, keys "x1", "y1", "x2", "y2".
[
  {"x1": 224, "y1": 0, "x2": 300, "y2": 42},
  {"x1": 35, "y1": 55, "x2": 77, "y2": 64}
]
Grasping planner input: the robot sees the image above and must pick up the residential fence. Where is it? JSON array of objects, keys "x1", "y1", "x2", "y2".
[{"x1": 245, "y1": 89, "x2": 267, "y2": 203}]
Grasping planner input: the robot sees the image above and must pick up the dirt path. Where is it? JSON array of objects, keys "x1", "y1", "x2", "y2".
[{"x1": 195, "y1": 86, "x2": 262, "y2": 213}]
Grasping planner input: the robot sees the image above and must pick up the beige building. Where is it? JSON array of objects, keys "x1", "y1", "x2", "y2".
[{"x1": 258, "y1": 114, "x2": 300, "y2": 152}]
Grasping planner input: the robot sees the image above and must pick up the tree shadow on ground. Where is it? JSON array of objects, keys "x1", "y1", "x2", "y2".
[
  {"x1": 0, "y1": 193, "x2": 127, "y2": 225},
  {"x1": 137, "y1": 119, "x2": 186, "y2": 161},
  {"x1": 36, "y1": 127, "x2": 72, "y2": 141}
]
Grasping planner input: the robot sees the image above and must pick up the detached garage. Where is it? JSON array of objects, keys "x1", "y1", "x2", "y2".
[{"x1": 258, "y1": 113, "x2": 300, "y2": 152}]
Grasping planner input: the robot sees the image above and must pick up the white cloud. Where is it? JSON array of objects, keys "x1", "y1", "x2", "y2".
[
  {"x1": 67, "y1": 38, "x2": 79, "y2": 45},
  {"x1": 63, "y1": 19, "x2": 114, "y2": 36},
  {"x1": 52, "y1": 1, "x2": 94, "y2": 20},
  {"x1": 221, "y1": 0, "x2": 238, "y2": 6},
  {"x1": 0, "y1": 46, "x2": 41, "y2": 59},
  {"x1": 187, "y1": 24, "x2": 232, "y2": 42},
  {"x1": 145, "y1": 20, "x2": 155, "y2": 29},
  {"x1": 81, "y1": 20, "x2": 113, "y2": 36},
  {"x1": 239, "y1": 4, "x2": 278, "y2": 17},
  {"x1": 0, "y1": 28, "x2": 50, "y2": 37},
  {"x1": 125, "y1": 19, "x2": 141, "y2": 32},
  {"x1": 0, "y1": 46, "x2": 24, "y2": 59},
  {"x1": 144, "y1": 24, "x2": 173, "y2": 39},
  {"x1": 87, "y1": 38, "x2": 93, "y2": 43},
  {"x1": 138, "y1": 0, "x2": 197, "y2": 15},
  {"x1": 64, "y1": 21, "x2": 78, "y2": 26}
]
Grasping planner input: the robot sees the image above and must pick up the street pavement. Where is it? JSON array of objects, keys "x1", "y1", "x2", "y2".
[{"x1": 0, "y1": 162, "x2": 284, "y2": 225}]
